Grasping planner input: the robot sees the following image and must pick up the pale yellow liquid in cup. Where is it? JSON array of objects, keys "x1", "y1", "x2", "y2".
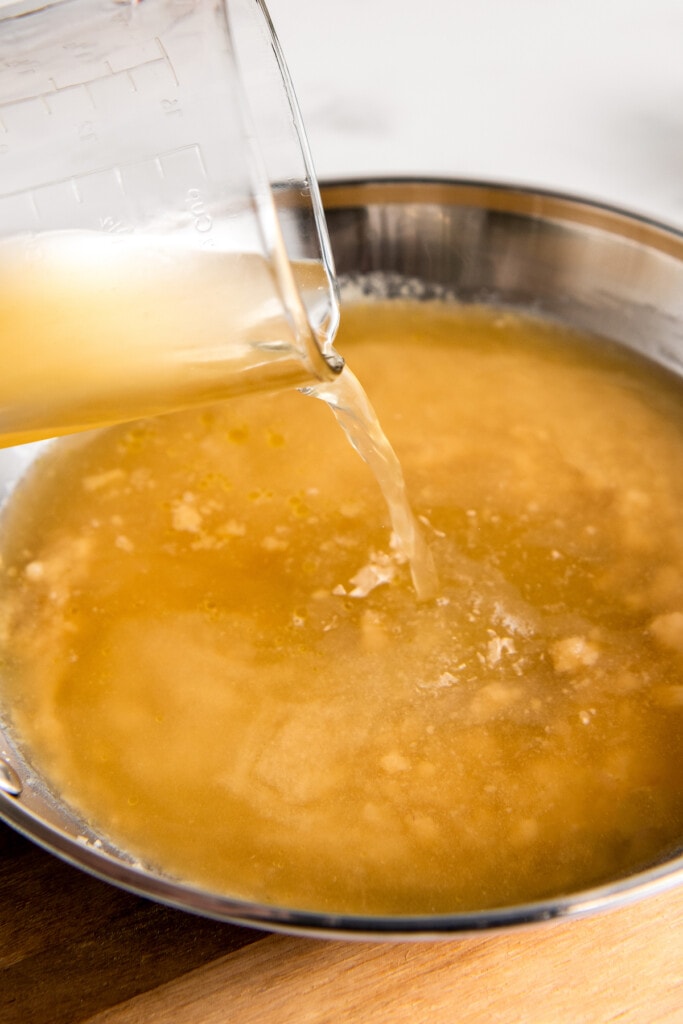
[{"x1": 0, "y1": 233, "x2": 328, "y2": 446}]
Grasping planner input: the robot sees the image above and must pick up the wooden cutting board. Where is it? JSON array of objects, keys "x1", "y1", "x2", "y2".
[{"x1": 1, "y1": 820, "x2": 681, "y2": 1024}]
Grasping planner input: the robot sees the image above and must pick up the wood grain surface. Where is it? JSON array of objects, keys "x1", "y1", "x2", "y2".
[{"x1": 1, "y1": 820, "x2": 682, "y2": 1024}]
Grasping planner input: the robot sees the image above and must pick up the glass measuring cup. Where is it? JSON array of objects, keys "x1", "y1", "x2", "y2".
[{"x1": 0, "y1": 0, "x2": 341, "y2": 447}]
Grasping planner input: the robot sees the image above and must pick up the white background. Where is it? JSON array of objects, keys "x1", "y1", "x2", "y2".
[{"x1": 268, "y1": 0, "x2": 683, "y2": 229}]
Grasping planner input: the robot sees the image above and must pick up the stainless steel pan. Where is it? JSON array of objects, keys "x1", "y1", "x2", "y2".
[{"x1": 1, "y1": 179, "x2": 682, "y2": 938}]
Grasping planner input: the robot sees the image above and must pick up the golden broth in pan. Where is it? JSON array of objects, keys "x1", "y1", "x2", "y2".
[{"x1": 0, "y1": 301, "x2": 682, "y2": 914}]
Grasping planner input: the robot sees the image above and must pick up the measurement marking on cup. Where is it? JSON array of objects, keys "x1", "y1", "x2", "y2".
[
  {"x1": 100, "y1": 215, "x2": 131, "y2": 234},
  {"x1": 186, "y1": 188, "x2": 212, "y2": 233},
  {"x1": 83, "y1": 82, "x2": 97, "y2": 111},
  {"x1": 2, "y1": 147, "x2": 206, "y2": 222},
  {"x1": 113, "y1": 165, "x2": 126, "y2": 195},
  {"x1": 194, "y1": 145, "x2": 208, "y2": 179},
  {"x1": 0, "y1": 57, "x2": 170, "y2": 113},
  {"x1": 78, "y1": 121, "x2": 97, "y2": 143},
  {"x1": 161, "y1": 98, "x2": 182, "y2": 117},
  {"x1": 155, "y1": 37, "x2": 180, "y2": 87},
  {"x1": 28, "y1": 190, "x2": 40, "y2": 222}
]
